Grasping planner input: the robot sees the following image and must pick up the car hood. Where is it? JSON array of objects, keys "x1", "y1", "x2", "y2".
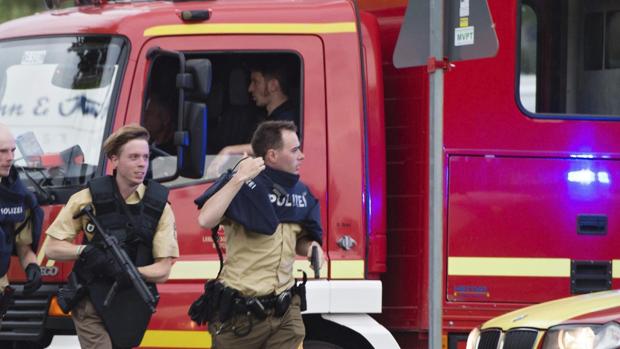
[{"x1": 482, "y1": 290, "x2": 620, "y2": 330}]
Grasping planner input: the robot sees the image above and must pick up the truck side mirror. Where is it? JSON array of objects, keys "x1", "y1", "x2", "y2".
[
  {"x1": 178, "y1": 101, "x2": 207, "y2": 178},
  {"x1": 185, "y1": 59, "x2": 212, "y2": 98},
  {"x1": 176, "y1": 58, "x2": 211, "y2": 178}
]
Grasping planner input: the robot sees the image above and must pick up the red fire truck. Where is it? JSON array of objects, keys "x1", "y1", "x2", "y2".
[{"x1": 1, "y1": 0, "x2": 619, "y2": 348}]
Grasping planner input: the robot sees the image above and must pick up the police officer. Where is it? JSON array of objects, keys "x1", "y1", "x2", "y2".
[
  {"x1": 196, "y1": 120, "x2": 323, "y2": 349},
  {"x1": 0, "y1": 123, "x2": 43, "y2": 313},
  {"x1": 45, "y1": 125, "x2": 178, "y2": 349}
]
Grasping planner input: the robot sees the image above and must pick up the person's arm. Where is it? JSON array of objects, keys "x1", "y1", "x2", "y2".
[
  {"x1": 206, "y1": 145, "x2": 256, "y2": 178},
  {"x1": 45, "y1": 195, "x2": 87, "y2": 261},
  {"x1": 45, "y1": 237, "x2": 84, "y2": 261},
  {"x1": 137, "y1": 257, "x2": 174, "y2": 283},
  {"x1": 198, "y1": 156, "x2": 265, "y2": 228},
  {"x1": 221, "y1": 144, "x2": 254, "y2": 156},
  {"x1": 17, "y1": 243, "x2": 42, "y2": 294},
  {"x1": 16, "y1": 244, "x2": 37, "y2": 269}
]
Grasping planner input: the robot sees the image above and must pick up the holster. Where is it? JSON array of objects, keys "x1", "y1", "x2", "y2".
[
  {"x1": 292, "y1": 271, "x2": 308, "y2": 311},
  {"x1": 218, "y1": 286, "x2": 238, "y2": 322},
  {"x1": 274, "y1": 291, "x2": 292, "y2": 317},
  {"x1": 188, "y1": 280, "x2": 225, "y2": 325},
  {"x1": 57, "y1": 272, "x2": 87, "y2": 314}
]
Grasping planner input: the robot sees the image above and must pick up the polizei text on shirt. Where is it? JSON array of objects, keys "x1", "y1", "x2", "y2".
[
  {"x1": 0, "y1": 206, "x2": 24, "y2": 215},
  {"x1": 269, "y1": 193, "x2": 308, "y2": 208}
]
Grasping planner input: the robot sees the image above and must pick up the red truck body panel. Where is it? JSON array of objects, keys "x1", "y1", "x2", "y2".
[{"x1": 2, "y1": 0, "x2": 619, "y2": 348}]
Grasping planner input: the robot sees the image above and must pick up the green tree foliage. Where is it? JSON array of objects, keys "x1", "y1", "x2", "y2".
[{"x1": 0, "y1": 0, "x2": 47, "y2": 24}]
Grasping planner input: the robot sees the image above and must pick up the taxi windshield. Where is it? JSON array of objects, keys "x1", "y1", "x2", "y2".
[{"x1": 0, "y1": 36, "x2": 127, "y2": 195}]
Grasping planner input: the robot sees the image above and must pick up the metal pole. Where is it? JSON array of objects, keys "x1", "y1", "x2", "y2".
[{"x1": 428, "y1": 0, "x2": 444, "y2": 348}]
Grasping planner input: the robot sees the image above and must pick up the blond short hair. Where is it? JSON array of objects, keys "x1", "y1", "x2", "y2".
[{"x1": 102, "y1": 124, "x2": 150, "y2": 159}]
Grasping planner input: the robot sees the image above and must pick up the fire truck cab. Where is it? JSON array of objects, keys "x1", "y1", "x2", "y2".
[
  {"x1": 0, "y1": 0, "x2": 393, "y2": 348},
  {"x1": 4, "y1": 0, "x2": 620, "y2": 348}
]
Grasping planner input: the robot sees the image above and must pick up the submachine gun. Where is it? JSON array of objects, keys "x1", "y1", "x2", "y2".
[{"x1": 73, "y1": 204, "x2": 158, "y2": 313}]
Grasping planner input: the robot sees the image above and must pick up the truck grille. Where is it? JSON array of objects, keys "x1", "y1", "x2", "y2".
[
  {"x1": 0, "y1": 286, "x2": 52, "y2": 342},
  {"x1": 504, "y1": 329, "x2": 538, "y2": 348},
  {"x1": 478, "y1": 329, "x2": 500, "y2": 349}
]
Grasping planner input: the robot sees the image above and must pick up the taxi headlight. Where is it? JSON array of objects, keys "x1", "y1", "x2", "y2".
[
  {"x1": 542, "y1": 322, "x2": 620, "y2": 349},
  {"x1": 466, "y1": 327, "x2": 481, "y2": 349},
  {"x1": 543, "y1": 325, "x2": 596, "y2": 349},
  {"x1": 593, "y1": 322, "x2": 620, "y2": 349}
]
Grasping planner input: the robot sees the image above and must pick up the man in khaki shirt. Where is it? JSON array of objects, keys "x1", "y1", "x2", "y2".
[
  {"x1": 45, "y1": 125, "x2": 178, "y2": 349},
  {"x1": 197, "y1": 120, "x2": 323, "y2": 349},
  {"x1": 0, "y1": 123, "x2": 43, "y2": 311}
]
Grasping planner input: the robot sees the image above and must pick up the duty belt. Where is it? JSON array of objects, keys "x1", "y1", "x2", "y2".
[{"x1": 255, "y1": 289, "x2": 291, "y2": 310}]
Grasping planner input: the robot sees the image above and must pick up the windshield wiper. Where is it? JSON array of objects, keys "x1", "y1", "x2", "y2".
[{"x1": 14, "y1": 165, "x2": 56, "y2": 204}]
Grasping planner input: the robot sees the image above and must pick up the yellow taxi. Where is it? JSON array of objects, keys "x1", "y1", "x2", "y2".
[{"x1": 466, "y1": 290, "x2": 620, "y2": 349}]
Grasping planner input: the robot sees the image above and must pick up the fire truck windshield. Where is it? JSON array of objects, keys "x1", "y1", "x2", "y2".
[{"x1": 0, "y1": 36, "x2": 127, "y2": 191}]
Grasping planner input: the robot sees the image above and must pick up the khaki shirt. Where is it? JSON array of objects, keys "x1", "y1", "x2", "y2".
[
  {"x1": 219, "y1": 219, "x2": 307, "y2": 297},
  {"x1": 0, "y1": 214, "x2": 35, "y2": 291},
  {"x1": 46, "y1": 183, "x2": 179, "y2": 259}
]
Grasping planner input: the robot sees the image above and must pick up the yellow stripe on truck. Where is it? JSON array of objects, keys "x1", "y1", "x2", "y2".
[
  {"x1": 448, "y1": 257, "x2": 571, "y2": 277},
  {"x1": 330, "y1": 260, "x2": 364, "y2": 279},
  {"x1": 144, "y1": 22, "x2": 357, "y2": 37},
  {"x1": 172, "y1": 258, "x2": 620, "y2": 280},
  {"x1": 168, "y1": 261, "x2": 221, "y2": 280},
  {"x1": 293, "y1": 260, "x2": 327, "y2": 279},
  {"x1": 612, "y1": 260, "x2": 620, "y2": 278},
  {"x1": 169, "y1": 260, "x2": 329, "y2": 280},
  {"x1": 140, "y1": 330, "x2": 211, "y2": 348}
]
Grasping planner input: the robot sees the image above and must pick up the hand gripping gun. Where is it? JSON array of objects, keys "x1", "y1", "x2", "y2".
[{"x1": 74, "y1": 205, "x2": 158, "y2": 313}]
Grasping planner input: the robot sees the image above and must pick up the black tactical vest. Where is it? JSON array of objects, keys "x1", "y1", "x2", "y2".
[
  {"x1": 87, "y1": 176, "x2": 168, "y2": 267},
  {"x1": 0, "y1": 168, "x2": 42, "y2": 277},
  {"x1": 86, "y1": 176, "x2": 169, "y2": 348}
]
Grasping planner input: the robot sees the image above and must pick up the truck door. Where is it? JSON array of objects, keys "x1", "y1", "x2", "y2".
[{"x1": 126, "y1": 34, "x2": 327, "y2": 336}]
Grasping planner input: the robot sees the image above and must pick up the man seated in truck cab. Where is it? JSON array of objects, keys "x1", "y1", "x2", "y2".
[
  {"x1": 141, "y1": 58, "x2": 180, "y2": 180},
  {"x1": 142, "y1": 56, "x2": 178, "y2": 159},
  {"x1": 143, "y1": 94, "x2": 176, "y2": 157},
  {"x1": 249, "y1": 58, "x2": 299, "y2": 124},
  {"x1": 207, "y1": 56, "x2": 299, "y2": 176}
]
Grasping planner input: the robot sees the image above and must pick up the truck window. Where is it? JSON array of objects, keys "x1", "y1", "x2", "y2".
[
  {"x1": 144, "y1": 52, "x2": 302, "y2": 184},
  {"x1": 518, "y1": 0, "x2": 620, "y2": 117},
  {"x1": 519, "y1": 4, "x2": 537, "y2": 112},
  {"x1": 0, "y1": 36, "x2": 126, "y2": 193}
]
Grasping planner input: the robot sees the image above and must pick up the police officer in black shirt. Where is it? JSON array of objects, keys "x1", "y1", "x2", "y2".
[{"x1": 0, "y1": 123, "x2": 43, "y2": 317}]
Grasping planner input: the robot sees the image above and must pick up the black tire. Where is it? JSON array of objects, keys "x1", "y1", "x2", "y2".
[{"x1": 304, "y1": 340, "x2": 345, "y2": 349}]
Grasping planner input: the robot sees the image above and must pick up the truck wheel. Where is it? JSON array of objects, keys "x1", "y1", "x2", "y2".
[
  {"x1": 0, "y1": 334, "x2": 53, "y2": 349},
  {"x1": 303, "y1": 340, "x2": 345, "y2": 349}
]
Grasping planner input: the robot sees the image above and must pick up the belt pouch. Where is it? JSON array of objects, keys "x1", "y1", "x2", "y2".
[
  {"x1": 246, "y1": 298, "x2": 267, "y2": 320},
  {"x1": 274, "y1": 291, "x2": 292, "y2": 317}
]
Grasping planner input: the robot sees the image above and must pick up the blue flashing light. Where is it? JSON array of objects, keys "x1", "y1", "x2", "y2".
[
  {"x1": 569, "y1": 154, "x2": 595, "y2": 159},
  {"x1": 567, "y1": 169, "x2": 611, "y2": 185},
  {"x1": 568, "y1": 169, "x2": 595, "y2": 184},
  {"x1": 597, "y1": 172, "x2": 610, "y2": 184}
]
